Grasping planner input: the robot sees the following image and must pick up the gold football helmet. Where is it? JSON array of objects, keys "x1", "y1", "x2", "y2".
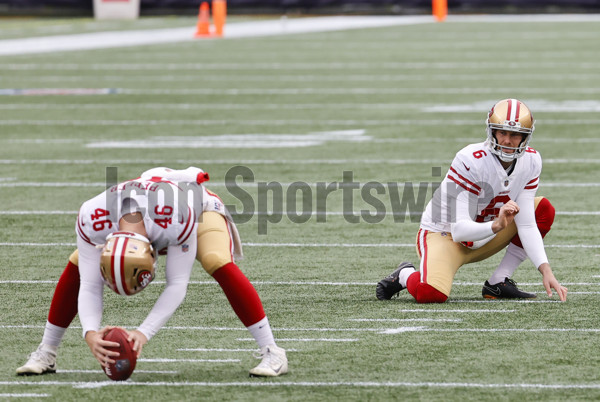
[
  {"x1": 100, "y1": 232, "x2": 156, "y2": 296},
  {"x1": 486, "y1": 98, "x2": 535, "y2": 162}
]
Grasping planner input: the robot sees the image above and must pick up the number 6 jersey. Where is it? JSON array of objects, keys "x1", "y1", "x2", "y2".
[{"x1": 420, "y1": 141, "x2": 547, "y2": 267}]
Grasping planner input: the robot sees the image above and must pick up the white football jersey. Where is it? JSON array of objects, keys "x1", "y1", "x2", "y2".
[
  {"x1": 421, "y1": 141, "x2": 541, "y2": 233},
  {"x1": 76, "y1": 176, "x2": 197, "y2": 252}
]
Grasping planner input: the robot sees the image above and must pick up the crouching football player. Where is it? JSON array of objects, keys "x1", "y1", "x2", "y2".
[{"x1": 17, "y1": 166, "x2": 288, "y2": 377}]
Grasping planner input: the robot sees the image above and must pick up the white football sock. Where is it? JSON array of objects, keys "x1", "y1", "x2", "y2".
[
  {"x1": 41, "y1": 321, "x2": 67, "y2": 349},
  {"x1": 488, "y1": 243, "x2": 528, "y2": 285},
  {"x1": 399, "y1": 266, "x2": 417, "y2": 288},
  {"x1": 247, "y1": 317, "x2": 276, "y2": 349}
]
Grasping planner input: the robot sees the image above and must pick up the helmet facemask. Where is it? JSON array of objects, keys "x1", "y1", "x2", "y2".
[
  {"x1": 100, "y1": 232, "x2": 157, "y2": 296},
  {"x1": 485, "y1": 99, "x2": 535, "y2": 162}
]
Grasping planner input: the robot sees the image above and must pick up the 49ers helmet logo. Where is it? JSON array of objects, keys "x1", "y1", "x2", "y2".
[{"x1": 137, "y1": 270, "x2": 154, "y2": 289}]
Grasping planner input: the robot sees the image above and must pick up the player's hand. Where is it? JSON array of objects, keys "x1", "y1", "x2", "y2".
[
  {"x1": 539, "y1": 263, "x2": 568, "y2": 301},
  {"x1": 492, "y1": 200, "x2": 520, "y2": 233},
  {"x1": 127, "y1": 329, "x2": 148, "y2": 358},
  {"x1": 84, "y1": 326, "x2": 121, "y2": 367}
]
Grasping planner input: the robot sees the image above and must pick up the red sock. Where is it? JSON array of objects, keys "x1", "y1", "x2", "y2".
[
  {"x1": 47, "y1": 261, "x2": 80, "y2": 327},
  {"x1": 406, "y1": 272, "x2": 448, "y2": 303},
  {"x1": 211, "y1": 263, "x2": 265, "y2": 327}
]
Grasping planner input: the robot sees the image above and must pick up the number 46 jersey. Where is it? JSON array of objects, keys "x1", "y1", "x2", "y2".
[
  {"x1": 76, "y1": 176, "x2": 198, "y2": 252},
  {"x1": 420, "y1": 141, "x2": 542, "y2": 234}
]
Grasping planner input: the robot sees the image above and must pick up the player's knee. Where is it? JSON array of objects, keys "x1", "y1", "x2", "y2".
[
  {"x1": 535, "y1": 197, "x2": 555, "y2": 235},
  {"x1": 415, "y1": 283, "x2": 448, "y2": 304},
  {"x1": 199, "y1": 251, "x2": 232, "y2": 276}
]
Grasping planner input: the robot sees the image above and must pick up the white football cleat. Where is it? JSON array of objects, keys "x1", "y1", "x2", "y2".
[
  {"x1": 16, "y1": 344, "x2": 57, "y2": 375},
  {"x1": 249, "y1": 345, "x2": 288, "y2": 377}
]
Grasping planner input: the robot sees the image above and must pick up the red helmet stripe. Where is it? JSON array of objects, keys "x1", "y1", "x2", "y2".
[
  {"x1": 505, "y1": 99, "x2": 512, "y2": 121},
  {"x1": 110, "y1": 239, "x2": 118, "y2": 292},
  {"x1": 111, "y1": 236, "x2": 129, "y2": 296},
  {"x1": 514, "y1": 99, "x2": 521, "y2": 121},
  {"x1": 119, "y1": 237, "x2": 130, "y2": 295}
]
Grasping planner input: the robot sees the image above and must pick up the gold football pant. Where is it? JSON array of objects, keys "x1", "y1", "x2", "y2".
[{"x1": 415, "y1": 196, "x2": 551, "y2": 296}]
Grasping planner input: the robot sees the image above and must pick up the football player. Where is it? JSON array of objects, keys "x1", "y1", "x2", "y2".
[
  {"x1": 17, "y1": 167, "x2": 287, "y2": 377},
  {"x1": 376, "y1": 99, "x2": 568, "y2": 303}
]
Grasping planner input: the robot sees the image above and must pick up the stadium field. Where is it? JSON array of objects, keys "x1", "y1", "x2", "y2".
[{"x1": 1, "y1": 14, "x2": 600, "y2": 400}]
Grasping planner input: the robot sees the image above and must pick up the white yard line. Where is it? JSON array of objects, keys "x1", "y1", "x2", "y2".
[
  {"x1": 138, "y1": 358, "x2": 240, "y2": 363},
  {"x1": 1, "y1": 280, "x2": 597, "y2": 286},
  {"x1": 2, "y1": 380, "x2": 600, "y2": 390},
  {"x1": 1, "y1": 211, "x2": 600, "y2": 217},
  {"x1": 0, "y1": 16, "x2": 433, "y2": 56},
  {"x1": 1, "y1": 242, "x2": 599, "y2": 249}
]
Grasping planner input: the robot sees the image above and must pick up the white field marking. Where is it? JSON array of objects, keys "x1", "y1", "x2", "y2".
[
  {"x1": 398, "y1": 309, "x2": 515, "y2": 313},
  {"x1": 138, "y1": 358, "x2": 240, "y2": 363},
  {"x1": 4, "y1": 157, "x2": 600, "y2": 164},
  {"x1": 177, "y1": 348, "x2": 299, "y2": 352},
  {"x1": 57, "y1": 369, "x2": 178, "y2": 374},
  {"x1": 1, "y1": 242, "x2": 600, "y2": 249},
  {"x1": 2, "y1": 210, "x2": 600, "y2": 217},
  {"x1": 0, "y1": 16, "x2": 433, "y2": 56},
  {"x1": 0, "y1": 394, "x2": 49, "y2": 398},
  {"x1": 448, "y1": 300, "x2": 562, "y2": 303},
  {"x1": 6, "y1": 88, "x2": 600, "y2": 97},
  {"x1": 4, "y1": 117, "x2": 600, "y2": 127},
  {"x1": 86, "y1": 130, "x2": 369, "y2": 149},
  {"x1": 2, "y1": 181, "x2": 600, "y2": 189},
  {"x1": 0, "y1": 177, "x2": 16, "y2": 181},
  {"x1": 3, "y1": 61, "x2": 599, "y2": 72},
  {"x1": 1, "y1": 280, "x2": 597, "y2": 287},
  {"x1": 348, "y1": 318, "x2": 462, "y2": 323},
  {"x1": 380, "y1": 328, "x2": 600, "y2": 334},
  {"x1": 236, "y1": 338, "x2": 358, "y2": 342},
  {"x1": 165, "y1": 326, "x2": 382, "y2": 332},
  {"x1": 6, "y1": 73, "x2": 600, "y2": 84},
  {"x1": 3, "y1": 380, "x2": 600, "y2": 390},
  {"x1": 4, "y1": 61, "x2": 600, "y2": 72}
]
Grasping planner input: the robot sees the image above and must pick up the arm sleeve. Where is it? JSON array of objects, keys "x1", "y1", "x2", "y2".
[
  {"x1": 77, "y1": 237, "x2": 105, "y2": 337},
  {"x1": 450, "y1": 190, "x2": 495, "y2": 242},
  {"x1": 136, "y1": 233, "x2": 197, "y2": 341},
  {"x1": 514, "y1": 190, "x2": 549, "y2": 268}
]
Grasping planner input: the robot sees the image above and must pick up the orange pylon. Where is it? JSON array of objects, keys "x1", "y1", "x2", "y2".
[
  {"x1": 195, "y1": 2, "x2": 210, "y2": 37},
  {"x1": 432, "y1": 0, "x2": 447, "y2": 21},
  {"x1": 212, "y1": 0, "x2": 226, "y2": 37}
]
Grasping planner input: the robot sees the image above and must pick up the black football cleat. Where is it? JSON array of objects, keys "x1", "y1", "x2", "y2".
[
  {"x1": 376, "y1": 262, "x2": 415, "y2": 300},
  {"x1": 482, "y1": 278, "x2": 537, "y2": 299}
]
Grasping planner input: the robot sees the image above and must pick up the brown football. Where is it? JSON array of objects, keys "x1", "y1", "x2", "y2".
[{"x1": 101, "y1": 327, "x2": 137, "y2": 381}]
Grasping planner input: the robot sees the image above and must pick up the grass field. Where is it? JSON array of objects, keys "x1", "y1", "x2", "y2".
[{"x1": 1, "y1": 14, "x2": 600, "y2": 401}]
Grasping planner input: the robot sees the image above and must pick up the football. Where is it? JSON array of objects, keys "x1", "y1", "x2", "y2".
[{"x1": 101, "y1": 327, "x2": 137, "y2": 381}]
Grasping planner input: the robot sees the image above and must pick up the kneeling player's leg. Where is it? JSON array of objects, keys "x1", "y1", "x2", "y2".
[
  {"x1": 511, "y1": 196, "x2": 555, "y2": 248},
  {"x1": 406, "y1": 230, "x2": 464, "y2": 303},
  {"x1": 488, "y1": 197, "x2": 555, "y2": 285}
]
